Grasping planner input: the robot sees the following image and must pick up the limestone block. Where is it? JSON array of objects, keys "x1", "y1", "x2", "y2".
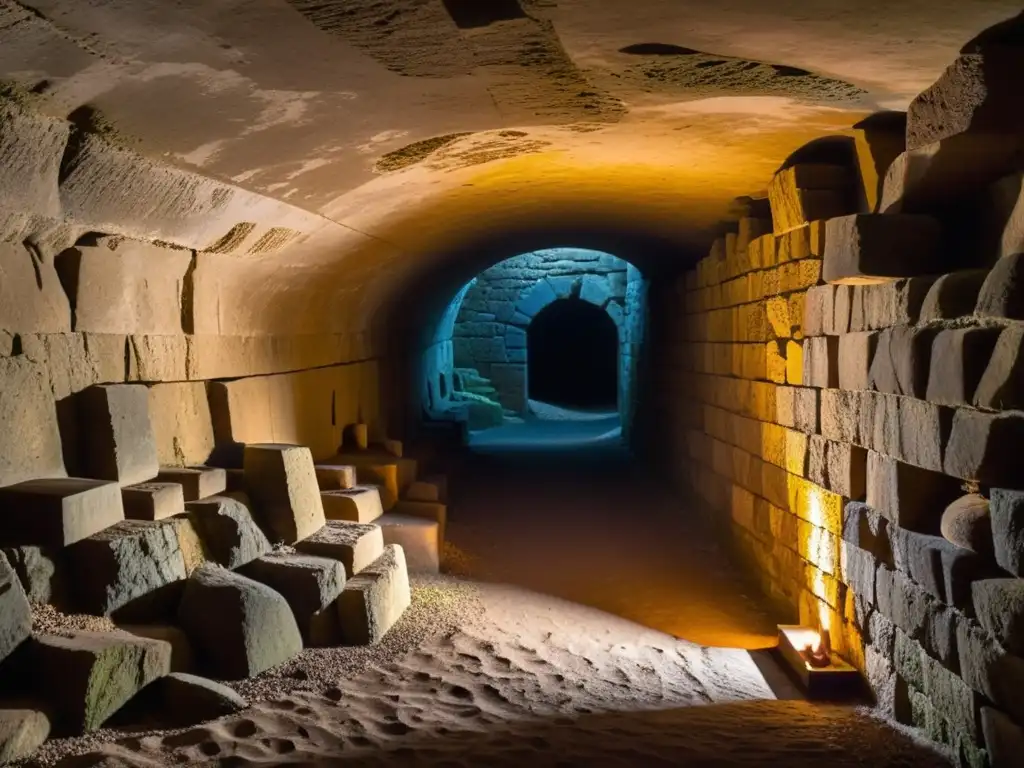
[
  {"x1": 838, "y1": 331, "x2": 876, "y2": 391},
  {"x1": 54, "y1": 238, "x2": 191, "y2": 335},
  {"x1": 405, "y1": 480, "x2": 440, "y2": 503},
  {"x1": 977, "y1": 253, "x2": 1024, "y2": 320},
  {"x1": 515, "y1": 280, "x2": 557, "y2": 318},
  {"x1": 866, "y1": 452, "x2": 963, "y2": 531},
  {"x1": 31, "y1": 630, "x2": 171, "y2": 734},
  {"x1": 768, "y1": 165, "x2": 852, "y2": 235},
  {"x1": 991, "y1": 489, "x2": 1024, "y2": 577},
  {"x1": 926, "y1": 327, "x2": 1001, "y2": 407},
  {"x1": 394, "y1": 500, "x2": 448, "y2": 544},
  {"x1": 79, "y1": 385, "x2": 159, "y2": 487},
  {"x1": 239, "y1": 553, "x2": 345, "y2": 647},
  {"x1": 295, "y1": 521, "x2": 384, "y2": 577},
  {"x1": 832, "y1": 285, "x2": 852, "y2": 335},
  {"x1": 944, "y1": 410, "x2": 1024, "y2": 485},
  {"x1": 973, "y1": 580, "x2": 1024, "y2": 656},
  {"x1": 115, "y1": 623, "x2": 194, "y2": 673},
  {"x1": 337, "y1": 544, "x2": 411, "y2": 645},
  {"x1": 0, "y1": 355, "x2": 66, "y2": 487},
  {"x1": 765, "y1": 341, "x2": 786, "y2": 384},
  {"x1": 975, "y1": 325, "x2": 1024, "y2": 410},
  {"x1": 895, "y1": 397, "x2": 946, "y2": 473},
  {"x1": 919, "y1": 270, "x2": 989, "y2": 322},
  {"x1": 919, "y1": 645, "x2": 981, "y2": 742},
  {"x1": 121, "y1": 482, "x2": 185, "y2": 522},
  {"x1": 314, "y1": 464, "x2": 357, "y2": 491},
  {"x1": 851, "y1": 114, "x2": 907, "y2": 213},
  {"x1": 869, "y1": 326, "x2": 937, "y2": 398},
  {"x1": 321, "y1": 486, "x2": 383, "y2": 524},
  {"x1": 0, "y1": 552, "x2": 31, "y2": 668},
  {"x1": 378, "y1": 513, "x2": 440, "y2": 574},
  {"x1": 0, "y1": 478, "x2": 123, "y2": 548},
  {"x1": 126, "y1": 334, "x2": 190, "y2": 382},
  {"x1": 66, "y1": 519, "x2": 194, "y2": 619},
  {"x1": 156, "y1": 466, "x2": 227, "y2": 502},
  {"x1": 155, "y1": 673, "x2": 248, "y2": 727},
  {"x1": 1, "y1": 546, "x2": 65, "y2": 605},
  {"x1": 186, "y1": 493, "x2": 270, "y2": 570},
  {"x1": 907, "y1": 48, "x2": 1024, "y2": 151},
  {"x1": 0, "y1": 242, "x2": 71, "y2": 333},
  {"x1": 982, "y1": 707, "x2": 1024, "y2": 768},
  {"x1": 243, "y1": 444, "x2": 325, "y2": 544},
  {"x1": 826, "y1": 442, "x2": 867, "y2": 500},
  {"x1": 938, "y1": 544, "x2": 1000, "y2": 618},
  {"x1": 784, "y1": 340, "x2": 803, "y2": 386},
  {"x1": 800, "y1": 336, "x2": 837, "y2": 388},
  {"x1": 957, "y1": 619, "x2": 1024, "y2": 726},
  {"x1": 0, "y1": 706, "x2": 50, "y2": 763},
  {"x1": 177, "y1": 564, "x2": 302, "y2": 679},
  {"x1": 146, "y1": 383, "x2": 216, "y2": 467},
  {"x1": 822, "y1": 214, "x2": 940, "y2": 284},
  {"x1": 580, "y1": 275, "x2": 612, "y2": 307},
  {"x1": 820, "y1": 388, "x2": 861, "y2": 444},
  {"x1": 842, "y1": 502, "x2": 892, "y2": 564}
]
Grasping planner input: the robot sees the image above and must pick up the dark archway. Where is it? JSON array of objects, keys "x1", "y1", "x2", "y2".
[{"x1": 527, "y1": 298, "x2": 619, "y2": 410}]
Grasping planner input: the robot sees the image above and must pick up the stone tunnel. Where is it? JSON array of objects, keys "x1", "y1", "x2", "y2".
[{"x1": 0, "y1": 1, "x2": 1023, "y2": 766}]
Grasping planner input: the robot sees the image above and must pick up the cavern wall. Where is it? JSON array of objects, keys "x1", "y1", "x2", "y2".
[{"x1": 645, "y1": 43, "x2": 1024, "y2": 768}]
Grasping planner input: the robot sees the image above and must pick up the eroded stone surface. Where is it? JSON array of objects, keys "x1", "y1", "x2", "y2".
[
  {"x1": 243, "y1": 444, "x2": 325, "y2": 544},
  {"x1": 337, "y1": 544, "x2": 411, "y2": 645}
]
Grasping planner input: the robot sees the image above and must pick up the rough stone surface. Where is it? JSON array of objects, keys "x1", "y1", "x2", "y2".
[
  {"x1": 321, "y1": 486, "x2": 384, "y2": 524},
  {"x1": 337, "y1": 544, "x2": 411, "y2": 646},
  {"x1": 0, "y1": 552, "x2": 32, "y2": 667},
  {"x1": 243, "y1": 444, "x2": 326, "y2": 544},
  {"x1": 768, "y1": 164, "x2": 851, "y2": 235},
  {"x1": 156, "y1": 466, "x2": 227, "y2": 502},
  {"x1": 991, "y1": 488, "x2": 1024, "y2": 577},
  {"x1": 314, "y1": 464, "x2": 357, "y2": 491},
  {"x1": 377, "y1": 512, "x2": 441, "y2": 573},
  {"x1": 121, "y1": 482, "x2": 185, "y2": 522},
  {"x1": 186, "y1": 493, "x2": 271, "y2": 570},
  {"x1": 940, "y1": 494, "x2": 994, "y2": 557},
  {"x1": 973, "y1": 579, "x2": 1024, "y2": 657},
  {"x1": 31, "y1": 630, "x2": 172, "y2": 734},
  {"x1": 0, "y1": 355, "x2": 66, "y2": 487},
  {"x1": 66, "y1": 519, "x2": 192, "y2": 619},
  {"x1": 977, "y1": 253, "x2": 1024, "y2": 320},
  {"x1": 0, "y1": 706, "x2": 50, "y2": 763},
  {"x1": 146, "y1": 382, "x2": 217, "y2": 468},
  {"x1": 240, "y1": 553, "x2": 345, "y2": 646},
  {"x1": 294, "y1": 521, "x2": 384, "y2": 577},
  {"x1": 957, "y1": 618, "x2": 1024, "y2": 726},
  {"x1": 919, "y1": 270, "x2": 989, "y2": 322},
  {"x1": 944, "y1": 409, "x2": 1024, "y2": 485},
  {"x1": 822, "y1": 213, "x2": 941, "y2": 284},
  {"x1": 1, "y1": 546, "x2": 65, "y2": 605},
  {"x1": 869, "y1": 325, "x2": 937, "y2": 399},
  {"x1": 926, "y1": 327, "x2": 1001, "y2": 406},
  {"x1": 0, "y1": 478, "x2": 124, "y2": 548},
  {"x1": 79, "y1": 385, "x2": 160, "y2": 487},
  {"x1": 866, "y1": 452, "x2": 963, "y2": 531},
  {"x1": 115, "y1": 623, "x2": 194, "y2": 674},
  {"x1": 405, "y1": 480, "x2": 441, "y2": 503},
  {"x1": 177, "y1": 563, "x2": 303, "y2": 680},
  {"x1": 156, "y1": 672, "x2": 248, "y2": 726},
  {"x1": 975, "y1": 325, "x2": 1024, "y2": 410},
  {"x1": 837, "y1": 331, "x2": 876, "y2": 391}
]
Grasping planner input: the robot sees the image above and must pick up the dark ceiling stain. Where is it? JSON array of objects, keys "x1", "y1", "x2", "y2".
[
  {"x1": 619, "y1": 43, "x2": 701, "y2": 56},
  {"x1": 442, "y1": 0, "x2": 527, "y2": 29}
]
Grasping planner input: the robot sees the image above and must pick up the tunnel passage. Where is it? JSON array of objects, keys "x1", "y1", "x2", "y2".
[{"x1": 527, "y1": 298, "x2": 619, "y2": 410}]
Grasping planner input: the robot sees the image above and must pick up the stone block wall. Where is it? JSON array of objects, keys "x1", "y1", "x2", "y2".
[
  {"x1": 453, "y1": 248, "x2": 630, "y2": 414},
  {"x1": 646, "y1": 43, "x2": 1024, "y2": 768}
]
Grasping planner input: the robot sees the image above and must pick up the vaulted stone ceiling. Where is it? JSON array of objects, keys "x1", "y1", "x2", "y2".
[{"x1": 2, "y1": 0, "x2": 1019, "y2": 338}]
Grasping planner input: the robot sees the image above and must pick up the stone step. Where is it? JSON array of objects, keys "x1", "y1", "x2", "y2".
[
  {"x1": 155, "y1": 467, "x2": 227, "y2": 502},
  {"x1": 377, "y1": 513, "x2": 439, "y2": 574},
  {"x1": 294, "y1": 520, "x2": 384, "y2": 577},
  {"x1": 243, "y1": 444, "x2": 325, "y2": 544},
  {"x1": 121, "y1": 482, "x2": 185, "y2": 522},
  {"x1": 394, "y1": 500, "x2": 447, "y2": 544},
  {"x1": 337, "y1": 544, "x2": 411, "y2": 645},
  {"x1": 0, "y1": 478, "x2": 124, "y2": 549},
  {"x1": 321, "y1": 486, "x2": 384, "y2": 524},
  {"x1": 313, "y1": 463, "x2": 357, "y2": 491}
]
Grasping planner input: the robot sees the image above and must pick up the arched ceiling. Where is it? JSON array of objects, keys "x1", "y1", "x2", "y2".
[{"x1": 1, "y1": 0, "x2": 1019, "y2": 337}]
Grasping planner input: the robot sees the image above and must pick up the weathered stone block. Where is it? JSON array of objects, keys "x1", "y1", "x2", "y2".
[
  {"x1": 832, "y1": 285, "x2": 852, "y2": 335},
  {"x1": 785, "y1": 340, "x2": 803, "y2": 385},
  {"x1": 79, "y1": 385, "x2": 159, "y2": 487},
  {"x1": 321, "y1": 486, "x2": 384, "y2": 524},
  {"x1": 920, "y1": 270, "x2": 989, "y2": 322},
  {"x1": 0, "y1": 478, "x2": 123, "y2": 548},
  {"x1": 991, "y1": 488, "x2": 1024, "y2": 577},
  {"x1": 146, "y1": 383, "x2": 215, "y2": 468},
  {"x1": 944, "y1": 409, "x2": 1024, "y2": 485},
  {"x1": 0, "y1": 706, "x2": 50, "y2": 763},
  {"x1": 295, "y1": 520, "x2": 384, "y2": 577},
  {"x1": 820, "y1": 388, "x2": 861, "y2": 444},
  {"x1": 239, "y1": 553, "x2": 345, "y2": 647},
  {"x1": 186, "y1": 493, "x2": 270, "y2": 570},
  {"x1": 0, "y1": 241, "x2": 70, "y2": 334},
  {"x1": 801, "y1": 336, "x2": 838, "y2": 388},
  {"x1": 115, "y1": 623, "x2": 194, "y2": 674},
  {"x1": 243, "y1": 444, "x2": 325, "y2": 544},
  {"x1": 405, "y1": 480, "x2": 441, "y2": 503},
  {"x1": 66, "y1": 519, "x2": 193, "y2": 619},
  {"x1": 842, "y1": 502, "x2": 893, "y2": 564},
  {"x1": 1, "y1": 546, "x2": 65, "y2": 605},
  {"x1": 978, "y1": 253, "x2": 1024, "y2": 320},
  {"x1": 920, "y1": 647, "x2": 981, "y2": 741},
  {"x1": 394, "y1": 500, "x2": 448, "y2": 544},
  {"x1": 802, "y1": 284, "x2": 834, "y2": 337},
  {"x1": 822, "y1": 214, "x2": 941, "y2": 284},
  {"x1": 851, "y1": 278, "x2": 935, "y2": 331},
  {"x1": 768, "y1": 165, "x2": 851, "y2": 235},
  {"x1": 332, "y1": 452, "x2": 402, "y2": 510},
  {"x1": 177, "y1": 564, "x2": 303, "y2": 679},
  {"x1": 121, "y1": 482, "x2": 185, "y2": 522},
  {"x1": 826, "y1": 441, "x2": 867, "y2": 500},
  {"x1": 870, "y1": 326, "x2": 938, "y2": 398},
  {"x1": 867, "y1": 452, "x2": 963, "y2": 531},
  {"x1": 838, "y1": 331, "x2": 877, "y2": 391},
  {"x1": 973, "y1": 580, "x2": 1024, "y2": 657},
  {"x1": 378, "y1": 513, "x2": 440, "y2": 574},
  {"x1": 896, "y1": 397, "x2": 947, "y2": 474},
  {"x1": 927, "y1": 327, "x2": 1002, "y2": 407},
  {"x1": 975, "y1": 325, "x2": 1024, "y2": 410},
  {"x1": 0, "y1": 552, "x2": 31, "y2": 668},
  {"x1": 0, "y1": 356, "x2": 66, "y2": 488},
  {"x1": 156, "y1": 467, "x2": 227, "y2": 502},
  {"x1": 155, "y1": 672, "x2": 248, "y2": 726},
  {"x1": 957, "y1": 618, "x2": 1024, "y2": 726},
  {"x1": 314, "y1": 464, "x2": 357, "y2": 491},
  {"x1": 32, "y1": 630, "x2": 171, "y2": 734},
  {"x1": 337, "y1": 544, "x2": 411, "y2": 646}
]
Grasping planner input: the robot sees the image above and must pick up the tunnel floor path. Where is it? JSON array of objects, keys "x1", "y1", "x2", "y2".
[{"x1": 36, "y1": 420, "x2": 952, "y2": 768}]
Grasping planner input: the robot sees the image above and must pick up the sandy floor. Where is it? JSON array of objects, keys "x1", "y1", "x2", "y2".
[{"x1": 23, "y1": 426, "x2": 952, "y2": 768}]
